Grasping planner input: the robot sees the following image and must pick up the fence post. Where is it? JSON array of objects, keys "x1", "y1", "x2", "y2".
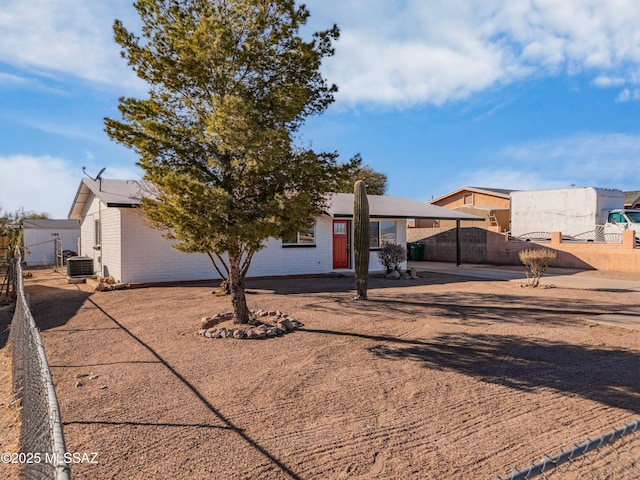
[{"x1": 622, "y1": 229, "x2": 635, "y2": 248}]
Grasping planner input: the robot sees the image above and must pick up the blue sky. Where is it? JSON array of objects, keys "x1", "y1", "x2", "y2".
[{"x1": 2, "y1": 0, "x2": 640, "y2": 218}]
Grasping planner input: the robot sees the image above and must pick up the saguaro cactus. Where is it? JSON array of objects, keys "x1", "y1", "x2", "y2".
[{"x1": 353, "y1": 180, "x2": 370, "y2": 300}]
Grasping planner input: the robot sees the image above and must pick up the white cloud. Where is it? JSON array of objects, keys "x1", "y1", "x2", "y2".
[
  {"x1": 0, "y1": 72, "x2": 26, "y2": 85},
  {"x1": 455, "y1": 169, "x2": 569, "y2": 192},
  {"x1": 3, "y1": 0, "x2": 640, "y2": 107},
  {"x1": 0, "y1": 0, "x2": 144, "y2": 92},
  {"x1": 617, "y1": 88, "x2": 640, "y2": 102},
  {"x1": 307, "y1": 0, "x2": 640, "y2": 106},
  {"x1": 19, "y1": 118, "x2": 105, "y2": 143},
  {"x1": 438, "y1": 133, "x2": 640, "y2": 196},
  {"x1": 594, "y1": 75, "x2": 626, "y2": 87},
  {"x1": 493, "y1": 133, "x2": 640, "y2": 190},
  {"x1": 0, "y1": 155, "x2": 79, "y2": 217}
]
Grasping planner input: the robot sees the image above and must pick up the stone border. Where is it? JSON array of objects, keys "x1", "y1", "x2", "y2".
[{"x1": 197, "y1": 310, "x2": 304, "y2": 340}]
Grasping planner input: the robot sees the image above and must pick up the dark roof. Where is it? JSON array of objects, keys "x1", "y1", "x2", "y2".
[
  {"x1": 23, "y1": 219, "x2": 80, "y2": 230},
  {"x1": 69, "y1": 178, "x2": 149, "y2": 219},
  {"x1": 69, "y1": 179, "x2": 483, "y2": 222}
]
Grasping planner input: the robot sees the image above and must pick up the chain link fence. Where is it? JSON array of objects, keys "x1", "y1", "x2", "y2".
[
  {"x1": 497, "y1": 419, "x2": 640, "y2": 479},
  {"x1": 9, "y1": 248, "x2": 71, "y2": 480}
]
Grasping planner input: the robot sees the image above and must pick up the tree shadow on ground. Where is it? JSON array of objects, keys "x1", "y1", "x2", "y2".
[
  {"x1": 305, "y1": 328, "x2": 640, "y2": 414},
  {"x1": 244, "y1": 272, "x2": 486, "y2": 295},
  {"x1": 371, "y1": 332, "x2": 640, "y2": 413},
  {"x1": 25, "y1": 285, "x2": 92, "y2": 331},
  {"x1": 79, "y1": 297, "x2": 303, "y2": 480},
  {"x1": 299, "y1": 290, "x2": 623, "y2": 327}
]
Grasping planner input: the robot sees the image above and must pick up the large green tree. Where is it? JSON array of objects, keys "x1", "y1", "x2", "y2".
[
  {"x1": 335, "y1": 154, "x2": 388, "y2": 195},
  {"x1": 105, "y1": 0, "x2": 340, "y2": 323}
]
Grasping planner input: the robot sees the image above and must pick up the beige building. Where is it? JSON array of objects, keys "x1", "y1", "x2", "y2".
[{"x1": 414, "y1": 186, "x2": 514, "y2": 232}]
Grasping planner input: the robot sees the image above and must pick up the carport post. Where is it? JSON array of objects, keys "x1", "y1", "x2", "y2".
[{"x1": 456, "y1": 219, "x2": 461, "y2": 266}]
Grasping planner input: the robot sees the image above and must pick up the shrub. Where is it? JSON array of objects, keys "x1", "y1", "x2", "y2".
[
  {"x1": 377, "y1": 244, "x2": 407, "y2": 274},
  {"x1": 518, "y1": 248, "x2": 557, "y2": 287}
]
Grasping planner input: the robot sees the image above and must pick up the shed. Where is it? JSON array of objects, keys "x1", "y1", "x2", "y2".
[{"x1": 23, "y1": 219, "x2": 80, "y2": 266}]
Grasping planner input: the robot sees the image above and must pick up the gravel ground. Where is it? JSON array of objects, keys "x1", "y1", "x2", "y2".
[
  {"x1": 17, "y1": 268, "x2": 640, "y2": 479},
  {"x1": 0, "y1": 301, "x2": 20, "y2": 480}
]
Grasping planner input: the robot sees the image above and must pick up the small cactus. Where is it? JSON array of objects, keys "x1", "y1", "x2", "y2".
[{"x1": 353, "y1": 180, "x2": 370, "y2": 300}]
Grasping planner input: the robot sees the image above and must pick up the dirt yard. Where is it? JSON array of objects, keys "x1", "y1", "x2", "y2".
[
  {"x1": 18, "y1": 269, "x2": 640, "y2": 479},
  {"x1": 0, "y1": 301, "x2": 19, "y2": 480}
]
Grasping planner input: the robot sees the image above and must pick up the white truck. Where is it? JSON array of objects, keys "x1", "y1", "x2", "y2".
[
  {"x1": 510, "y1": 187, "x2": 640, "y2": 242},
  {"x1": 604, "y1": 209, "x2": 640, "y2": 240}
]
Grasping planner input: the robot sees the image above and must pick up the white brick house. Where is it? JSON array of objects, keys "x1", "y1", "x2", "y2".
[{"x1": 68, "y1": 178, "x2": 480, "y2": 284}]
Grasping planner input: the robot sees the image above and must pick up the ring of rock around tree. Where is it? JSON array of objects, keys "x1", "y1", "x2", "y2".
[{"x1": 197, "y1": 310, "x2": 303, "y2": 340}]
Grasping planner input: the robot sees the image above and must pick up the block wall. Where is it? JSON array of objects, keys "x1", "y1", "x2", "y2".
[{"x1": 408, "y1": 226, "x2": 640, "y2": 272}]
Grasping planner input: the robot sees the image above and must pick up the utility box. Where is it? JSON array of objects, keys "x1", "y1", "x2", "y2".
[{"x1": 66, "y1": 256, "x2": 94, "y2": 277}]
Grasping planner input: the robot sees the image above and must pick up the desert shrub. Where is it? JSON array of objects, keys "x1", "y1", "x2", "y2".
[
  {"x1": 377, "y1": 244, "x2": 407, "y2": 274},
  {"x1": 518, "y1": 248, "x2": 557, "y2": 287}
]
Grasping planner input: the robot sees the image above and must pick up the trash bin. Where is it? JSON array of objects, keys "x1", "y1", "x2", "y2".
[{"x1": 407, "y1": 242, "x2": 424, "y2": 261}]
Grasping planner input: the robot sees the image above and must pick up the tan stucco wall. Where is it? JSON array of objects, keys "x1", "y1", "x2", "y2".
[
  {"x1": 432, "y1": 191, "x2": 510, "y2": 209},
  {"x1": 408, "y1": 227, "x2": 640, "y2": 273}
]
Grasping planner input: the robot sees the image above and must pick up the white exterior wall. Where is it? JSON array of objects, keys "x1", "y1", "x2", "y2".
[
  {"x1": 78, "y1": 196, "x2": 122, "y2": 277},
  {"x1": 119, "y1": 208, "x2": 213, "y2": 283},
  {"x1": 24, "y1": 227, "x2": 80, "y2": 266},
  {"x1": 100, "y1": 206, "x2": 122, "y2": 280},
  {"x1": 118, "y1": 210, "x2": 336, "y2": 283},
  {"x1": 89, "y1": 204, "x2": 408, "y2": 284},
  {"x1": 79, "y1": 195, "x2": 101, "y2": 272},
  {"x1": 510, "y1": 187, "x2": 624, "y2": 238},
  {"x1": 365, "y1": 219, "x2": 408, "y2": 272},
  {"x1": 249, "y1": 216, "x2": 334, "y2": 277}
]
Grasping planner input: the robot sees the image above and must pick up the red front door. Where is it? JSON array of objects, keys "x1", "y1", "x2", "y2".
[{"x1": 333, "y1": 220, "x2": 349, "y2": 269}]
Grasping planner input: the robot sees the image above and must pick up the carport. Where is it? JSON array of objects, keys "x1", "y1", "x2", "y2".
[{"x1": 326, "y1": 194, "x2": 483, "y2": 266}]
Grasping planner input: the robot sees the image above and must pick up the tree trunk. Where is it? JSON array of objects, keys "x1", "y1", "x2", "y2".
[{"x1": 228, "y1": 252, "x2": 251, "y2": 324}]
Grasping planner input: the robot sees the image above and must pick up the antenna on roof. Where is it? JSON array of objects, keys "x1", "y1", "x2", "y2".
[{"x1": 82, "y1": 167, "x2": 106, "y2": 191}]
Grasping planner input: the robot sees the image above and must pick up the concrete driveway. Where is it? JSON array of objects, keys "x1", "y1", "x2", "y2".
[{"x1": 409, "y1": 261, "x2": 640, "y2": 330}]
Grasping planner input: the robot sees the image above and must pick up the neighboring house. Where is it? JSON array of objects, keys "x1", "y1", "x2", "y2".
[
  {"x1": 624, "y1": 191, "x2": 640, "y2": 209},
  {"x1": 422, "y1": 186, "x2": 515, "y2": 232},
  {"x1": 23, "y1": 219, "x2": 80, "y2": 266},
  {"x1": 68, "y1": 178, "x2": 481, "y2": 284}
]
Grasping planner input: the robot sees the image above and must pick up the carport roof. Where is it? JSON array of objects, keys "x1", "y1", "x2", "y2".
[{"x1": 326, "y1": 193, "x2": 483, "y2": 220}]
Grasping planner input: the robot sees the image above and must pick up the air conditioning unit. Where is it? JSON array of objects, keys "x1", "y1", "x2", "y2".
[{"x1": 66, "y1": 256, "x2": 94, "y2": 277}]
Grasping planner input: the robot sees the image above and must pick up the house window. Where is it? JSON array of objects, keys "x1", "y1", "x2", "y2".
[
  {"x1": 282, "y1": 225, "x2": 316, "y2": 247},
  {"x1": 463, "y1": 193, "x2": 473, "y2": 205},
  {"x1": 369, "y1": 222, "x2": 379, "y2": 248},
  {"x1": 94, "y1": 219, "x2": 102, "y2": 247},
  {"x1": 369, "y1": 221, "x2": 397, "y2": 248},
  {"x1": 334, "y1": 222, "x2": 346, "y2": 235}
]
